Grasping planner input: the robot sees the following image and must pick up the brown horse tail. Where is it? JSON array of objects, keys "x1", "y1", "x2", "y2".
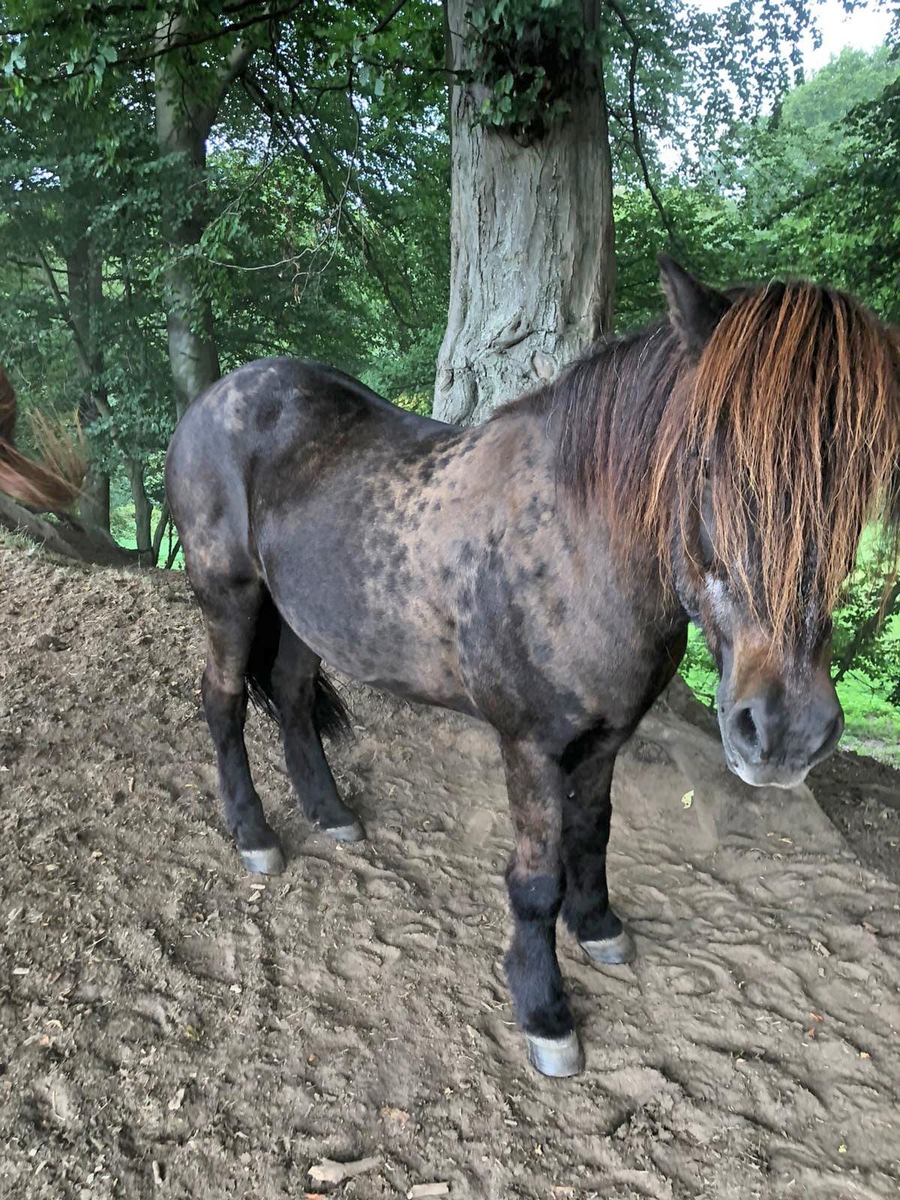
[
  {"x1": 0, "y1": 367, "x2": 85, "y2": 510},
  {"x1": 245, "y1": 588, "x2": 353, "y2": 740}
]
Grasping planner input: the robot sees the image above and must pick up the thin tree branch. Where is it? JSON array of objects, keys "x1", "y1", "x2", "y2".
[
  {"x1": 368, "y1": 0, "x2": 409, "y2": 38},
  {"x1": 606, "y1": 0, "x2": 680, "y2": 248},
  {"x1": 165, "y1": 536, "x2": 182, "y2": 570},
  {"x1": 241, "y1": 75, "x2": 419, "y2": 329},
  {"x1": 35, "y1": 245, "x2": 94, "y2": 378},
  {"x1": 0, "y1": 0, "x2": 279, "y2": 38},
  {"x1": 5, "y1": 1, "x2": 303, "y2": 90},
  {"x1": 151, "y1": 501, "x2": 172, "y2": 563},
  {"x1": 217, "y1": 35, "x2": 256, "y2": 101}
]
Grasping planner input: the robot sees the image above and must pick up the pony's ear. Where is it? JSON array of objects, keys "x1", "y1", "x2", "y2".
[{"x1": 658, "y1": 254, "x2": 732, "y2": 359}]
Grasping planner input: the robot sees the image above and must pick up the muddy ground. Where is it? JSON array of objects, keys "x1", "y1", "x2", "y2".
[{"x1": 1, "y1": 546, "x2": 899, "y2": 1200}]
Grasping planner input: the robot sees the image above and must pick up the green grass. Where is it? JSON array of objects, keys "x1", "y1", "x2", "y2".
[
  {"x1": 830, "y1": 672, "x2": 900, "y2": 768},
  {"x1": 111, "y1": 502, "x2": 184, "y2": 568}
]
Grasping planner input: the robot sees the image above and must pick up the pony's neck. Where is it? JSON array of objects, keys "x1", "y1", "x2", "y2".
[{"x1": 542, "y1": 320, "x2": 684, "y2": 523}]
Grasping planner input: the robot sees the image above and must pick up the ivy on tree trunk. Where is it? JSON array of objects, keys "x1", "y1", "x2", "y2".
[{"x1": 434, "y1": 0, "x2": 615, "y2": 425}]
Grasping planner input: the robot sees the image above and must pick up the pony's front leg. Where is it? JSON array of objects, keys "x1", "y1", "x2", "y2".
[
  {"x1": 500, "y1": 739, "x2": 583, "y2": 1077},
  {"x1": 560, "y1": 752, "x2": 635, "y2": 965}
]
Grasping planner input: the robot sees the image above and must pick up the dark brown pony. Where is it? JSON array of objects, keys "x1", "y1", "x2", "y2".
[
  {"x1": 0, "y1": 367, "x2": 84, "y2": 510},
  {"x1": 166, "y1": 258, "x2": 900, "y2": 1078}
]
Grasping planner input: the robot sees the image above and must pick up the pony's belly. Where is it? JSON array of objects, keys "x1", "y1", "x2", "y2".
[{"x1": 270, "y1": 591, "x2": 476, "y2": 716}]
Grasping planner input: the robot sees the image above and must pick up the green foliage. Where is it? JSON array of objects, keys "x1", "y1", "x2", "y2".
[
  {"x1": 614, "y1": 184, "x2": 755, "y2": 329},
  {"x1": 360, "y1": 324, "x2": 444, "y2": 413},
  {"x1": 0, "y1": 0, "x2": 449, "y2": 557},
  {"x1": 466, "y1": 0, "x2": 597, "y2": 135},
  {"x1": 462, "y1": 0, "x2": 819, "y2": 155},
  {"x1": 702, "y1": 45, "x2": 900, "y2": 317},
  {"x1": 616, "y1": 44, "x2": 900, "y2": 325}
]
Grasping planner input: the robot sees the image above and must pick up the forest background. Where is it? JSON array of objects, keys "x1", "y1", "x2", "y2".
[{"x1": 1, "y1": 0, "x2": 898, "y2": 762}]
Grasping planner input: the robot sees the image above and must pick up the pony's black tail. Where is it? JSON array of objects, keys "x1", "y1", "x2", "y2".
[
  {"x1": 245, "y1": 590, "x2": 282, "y2": 723},
  {"x1": 313, "y1": 673, "x2": 354, "y2": 741},
  {"x1": 245, "y1": 589, "x2": 352, "y2": 741}
]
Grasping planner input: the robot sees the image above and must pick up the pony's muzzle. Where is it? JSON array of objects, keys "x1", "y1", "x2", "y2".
[{"x1": 723, "y1": 682, "x2": 844, "y2": 788}]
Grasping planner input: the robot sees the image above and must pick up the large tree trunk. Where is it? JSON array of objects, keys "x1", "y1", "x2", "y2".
[
  {"x1": 154, "y1": 23, "x2": 221, "y2": 420},
  {"x1": 154, "y1": 17, "x2": 254, "y2": 417},
  {"x1": 126, "y1": 458, "x2": 153, "y2": 559},
  {"x1": 66, "y1": 237, "x2": 111, "y2": 533},
  {"x1": 434, "y1": 0, "x2": 615, "y2": 425},
  {"x1": 77, "y1": 469, "x2": 111, "y2": 533}
]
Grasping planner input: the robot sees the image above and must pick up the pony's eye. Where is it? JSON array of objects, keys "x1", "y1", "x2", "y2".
[{"x1": 698, "y1": 518, "x2": 715, "y2": 568}]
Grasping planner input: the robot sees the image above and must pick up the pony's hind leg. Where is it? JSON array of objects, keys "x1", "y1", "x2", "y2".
[
  {"x1": 266, "y1": 614, "x2": 364, "y2": 842},
  {"x1": 560, "y1": 752, "x2": 635, "y2": 965},
  {"x1": 198, "y1": 577, "x2": 286, "y2": 875}
]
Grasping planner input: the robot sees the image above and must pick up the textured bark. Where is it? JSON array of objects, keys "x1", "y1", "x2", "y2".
[
  {"x1": 78, "y1": 470, "x2": 111, "y2": 533},
  {"x1": 434, "y1": 0, "x2": 615, "y2": 425},
  {"x1": 126, "y1": 458, "x2": 153, "y2": 558},
  {"x1": 154, "y1": 17, "x2": 253, "y2": 417},
  {"x1": 66, "y1": 238, "x2": 111, "y2": 534}
]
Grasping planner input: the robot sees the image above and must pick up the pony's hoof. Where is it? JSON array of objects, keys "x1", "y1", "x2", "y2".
[
  {"x1": 580, "y1": 928, "x2": 636, "y2": 965},
  {"x1": 323, "y1": 820, "x2": 365, "y2": 843},
  {"x1": 525, "y1": 1031, "x2": 584, "y2": 1078},
  {"x1": 240, "y1": 844, "x2": 286, "y2": 875}
]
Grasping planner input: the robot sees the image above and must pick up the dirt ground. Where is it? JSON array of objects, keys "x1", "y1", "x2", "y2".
[{"x1": 1, "y1": 546, "x2": 899, "y2": 1200}]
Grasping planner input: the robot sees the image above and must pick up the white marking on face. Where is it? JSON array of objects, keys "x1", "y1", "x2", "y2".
[
  {"x1": 705, "y1": 574, "x2": 730, "y2": 625},
  {"x1": 803, "y1": 602, "x2": 820, "y2": 643}
]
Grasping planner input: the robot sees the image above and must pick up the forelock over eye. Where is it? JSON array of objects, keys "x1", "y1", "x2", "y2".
[
  {"x1": 699, "y1": 480, "x2": 715, "y2": 567},
  {"x1": 699, "y1": 515, "x2": 715, "y2": 567}
]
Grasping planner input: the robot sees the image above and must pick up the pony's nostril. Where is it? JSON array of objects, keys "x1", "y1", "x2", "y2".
[
  {"x1": 815, "y1": 709, "x2": 844, "y2": 758},
  {"x1": 733, "y1": 705, "x2": 757, "y2": 747},
  {"x1": 728, "y1": 701, "x2": 769, "y2": 764}
]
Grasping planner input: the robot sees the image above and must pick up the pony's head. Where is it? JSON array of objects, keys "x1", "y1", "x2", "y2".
[{"x1": 651, "y1": 257, "x2": 900, "y2": 787}]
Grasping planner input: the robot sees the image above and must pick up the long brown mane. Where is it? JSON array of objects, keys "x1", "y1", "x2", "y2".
[
  {"x1": 547, "y1": 282, "x2": 900, "y2": 645},
  {"x1": 0, "y1": 367, "x2": 84, "y2": 510}
]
